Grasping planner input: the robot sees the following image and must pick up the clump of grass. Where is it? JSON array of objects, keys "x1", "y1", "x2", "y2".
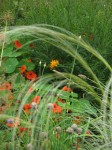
[{"x1": 0, "y1": 25, "x2": 112, "y2": 149}]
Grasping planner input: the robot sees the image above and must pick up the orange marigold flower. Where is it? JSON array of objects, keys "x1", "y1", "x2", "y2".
[
  {"x1": 52, "y1": 103, "x2": 62, "y2": 114},
  {"x1": 14, "y1": 40, "x2": 22, "y2": 48},
  {"x1": 62, "y1": 86, "x2": 72, "y2": 92},
  {"x1": 19, "y1": 65, "x2": 26, "y2": 73},
  {"x1": 26, "y1": 71, "x2": 37, "y2": 80},
  {"x1": 50, "y1": 60, "x2": 59, "y2": 69},
  {"x1": 31, "y1": 96, "x2": 40, "y2": 104},
  {"x1": 2, "y1": 82, "x2": 11, "y2": 90}
]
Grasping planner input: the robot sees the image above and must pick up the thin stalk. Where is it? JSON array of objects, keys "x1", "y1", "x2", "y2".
[{"x1": 0, "y1": 20, "x2": 7, "y2": 67}]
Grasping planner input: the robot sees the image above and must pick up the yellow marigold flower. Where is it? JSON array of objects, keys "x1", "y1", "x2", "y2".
[{"x1": 50, "y1": 60, "x2": 59, "y2": 69}]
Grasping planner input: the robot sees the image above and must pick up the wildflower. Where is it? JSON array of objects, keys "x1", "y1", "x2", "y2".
[
  {"x1": 56, "y1": 126, "x2": 61, "y2": 133},
  {"x1": 7, "y1": 123, "x2": 14, "y2": 127},
  {"x1": 27, "y1": 143, "x2": 33, "y2": 150},
  {"x1": 71, "y1": 124, "x2": 78, "y2": 131},
  {"x1": 58, "y1": 98, "x2": 66, "y2": 103},
  {"x1": 8, "y1": 93, "x2": 14, "y2": 100},
  {"x1": 39, "y1": 60, "x2": 41, "y2": 65},
  {"x1": 19, "y1": 127, "x2": 28, "y2": 133},
  {"x1": 14, "y1": 40, "x2": 22, "y2": 48},
  {"x1": 31, "y1": 102, "x2": 38, "y2": 109},
  {"x1": 2, "y1": 82, "x2": 11, "y2": 90},
  {"x1": 1, "y1": 11, "x2": 13, "y2": 22},
  {"x1": 24, "y1": 104, "x2": 31, "y2": 113},
  {"x1": 50, "y1": 60, "x2": 59, "y2": 69},
  {"x1": 62, "y1": 86, "x2": 72, "y2": 92},
  {"x1": 47, "y1": 103, "x2": 54, "y2": 110},
  {"x1": 29, "y1": 43, "x2": 35, "y2": 48},
  {"x1": 31, "y1": 96, "x2": 40, "y2": 104},
  {"x1": 74, "y1": 116, "x2": 80, "y2": 124},
  {"x1": 19, "y1": 65, "x2": 26, "y2": 73},
  {"x1": 66, "y1": 127, "x2": 74, "y2": 134},
  {"x1": 7, "y1": 118, "x2": 14, "y2": 124},
  {"x1": 28, "y1": 59, "x2": 32, "y2": 62},
  {"x1": 6, "y1": 117, "x2": 19, "y2": 128},
  {"x1": 44, "y1": 63, "x2": 46, "y2": 67},
  {"x1": 76, "y1": 128, "x2": 83, "y2": 135},
  {"x1": 52, "y1": 103, "x2": 62, "y2": 114},
  {"x1": 40, "y1": 132, "x2": 48, "y2": 139},
  {"x1": 26, "y1": 71, "x2": 37, "y2": 80}
]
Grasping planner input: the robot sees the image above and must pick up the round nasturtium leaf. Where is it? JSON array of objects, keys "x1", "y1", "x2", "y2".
[{"x1": 5, "y1": 58, "x2": 19, "y2": 73}]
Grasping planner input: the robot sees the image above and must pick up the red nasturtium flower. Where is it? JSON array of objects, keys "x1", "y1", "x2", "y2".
[
  {"x1": 1, "y1": 82, "x2": 11, "y2": 90},
  {"x1": 58, "y1": 98, "x2": 66, "y2": 103},
  {"x1": 27, "y1": 59, "x2": 32, "y2": 62},
  {"x1": 74, "y1": 116, "x2": 80, "y2": 124},
  {"x1": 31, "y1": 96, "x2": 40, "y2": 104},
  {"x1": 52, "y1": 103, "x2": 62, "y2": 114},
  {"x1": 19, "y1": 65, "x2": 27, "y2": 73},
  {"x1": 19, "y1": 127, "x2": 28, "y2": 133},
  {"x1": 26, "y1": 71, "x2": 37, "y2": 80},
  {"x1": 7, "y1": 123, "x2": 15, "y2": 127},
  {"x1": 14, "y1": 40, "x2": 22, "y2": 48},
  {"x1": 62, "y1": 86, "x2": 72, "y2": 92},
  {"x1": 29, "y1": 43, "x2": 35, "y2": 48}
]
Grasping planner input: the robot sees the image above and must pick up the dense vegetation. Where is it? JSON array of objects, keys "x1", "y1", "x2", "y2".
[{"x1": 0, "y1": 0, "x2": 112, "y2": 150}]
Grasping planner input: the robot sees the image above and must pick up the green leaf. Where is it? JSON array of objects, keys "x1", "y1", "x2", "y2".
[
  {"x1": 5, "y1": 58, "x2": 19, "y2": 73},
  {"x1": 70, "y1": 92, "x2": 78, "y2": 98},
  {"x1": 17, "y1": 59, "x2": 35, "y2": 71},
  {"x1": 56, "y1": 91, "x2": 71, "y2": 99},
  {"x1": 2, "y1": 45, "x2": 13, "y2": 57},
  {"x1": 10, "y1": 51, "x2": 22, "y2": 57},
  {"x1": 58, "y1": 102, "x2": 71, "y2": 109}
]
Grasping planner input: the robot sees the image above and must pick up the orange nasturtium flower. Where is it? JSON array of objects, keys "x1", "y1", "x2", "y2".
[
  {"x1": 14, "y1": 40, "x2": 22, "y2": 48},
  {"x1": 52, "y1": 103, "x2": 62, "y2": 114},
  {"x1": 50, "y1": 60, "x2": 59, "y2": 69},
  {"x1": 1, "y1": 82, "x2": 11, "y2": 90},
  {"x1": 23, "y1": 104, "x2": 32, "y2": 113},
  {"x1": 31, "y1": 96, "x2": 40, "y2": 104},
  {"x1": 62, "y1": 86, "x2": 72, "y2": 92},
  {"x1": 26, "y1": 71, "x2": 37, "y2": 80},
  {"x1": 19, "y1": 65, "x2": 27, "y2": 73},
  {"x1": 27, "y1": 59, "x2": 32, "y2": 62}
]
